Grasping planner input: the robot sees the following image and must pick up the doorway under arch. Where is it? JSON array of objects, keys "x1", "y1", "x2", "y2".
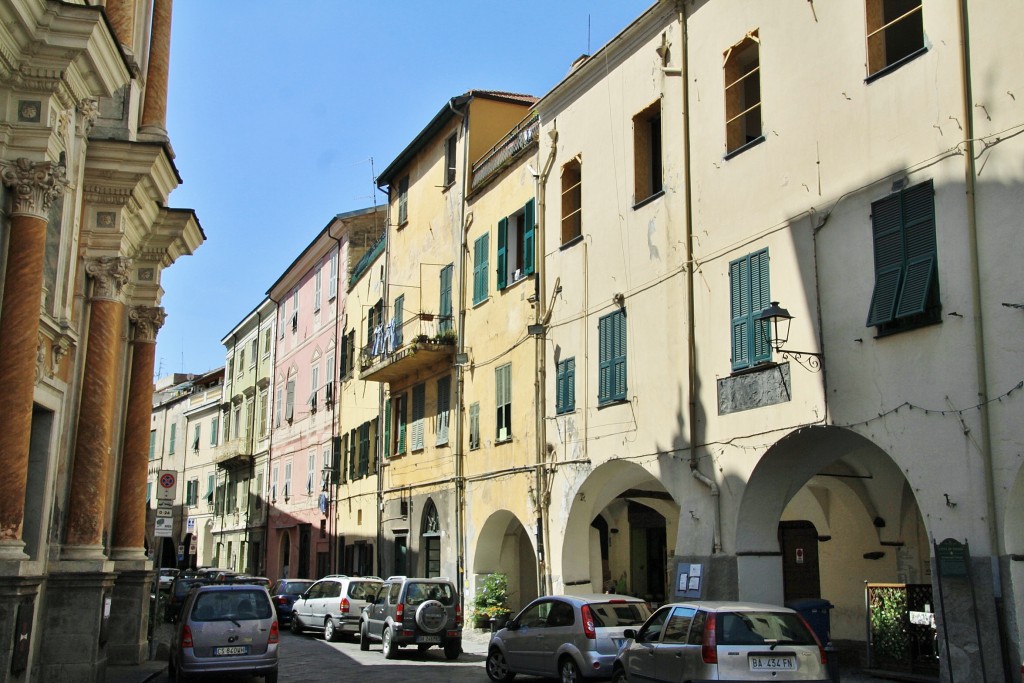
[{"x1": 472, "y1": 510, "x2": 538, "y2": 613}]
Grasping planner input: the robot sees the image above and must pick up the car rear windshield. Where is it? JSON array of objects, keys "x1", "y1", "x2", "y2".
[
  {"x1": 192, "y1": 590, "x2": 272, "y2": 622},
  {"x1": 405, "y1": 582, "x2": 454, "y2": 606},
  {"x1": 174, "y1": 579, "x2": 207, "y2": 596},
  {"x1": 588, "y1": 601, "x2": 652, "y2": 627},
  {"x1": 717, "y1": 611, "x2": 816, "y2": 646},
  {"x1": 282, "y1": 581, "x2": 314, "y2": 594},
  {"x1": 346, "y1": 581, "x2": 381, "y2": 601}
]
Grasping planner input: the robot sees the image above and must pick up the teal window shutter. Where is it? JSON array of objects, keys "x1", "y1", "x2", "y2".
[
  {"x1": 435, "y1": 375, "x2": 451, "y2": 445},
  {"x1": 397, "y1": 396, "x2": 407, "y2": 455},
  {"x1": 411, "y1": 383, "x2": 425, "y2": 450},
  {"x1": 439, "y1": 265, "x2": 453, "y2": 333},
  {"x1": 473, "y1": 234, "x2": 489, "y2": 305},
  {"x1": 359, "y1": 422, "x2": 370, "y2": 477},
  {"x1": 556, "y1": 357, "x2": 575, "y2": 414},
  {"x1": 751, "y1": 250, "x2": 771, "y2": 364},
  {"x1": 383, "y1": 398, "x2": 391, "y2": 459},
  {"x1": 394, "y1": 296, "x2": 404, "y2": 347},
  {"x1": 598, "y1": 310, "x2": 627, "y2": 403},
  {"x1": 497, "y1": 217, "x2": 508, "y2": 290},
  {"x1": 729, "y1": 249, "x2": 770, "y2": 370},
  {"x1": 866, "y1": 180, "x2": 937, "y2": 326},
  {"x1": 523, "y1": 199, "x2": 536, "y2": 276}
]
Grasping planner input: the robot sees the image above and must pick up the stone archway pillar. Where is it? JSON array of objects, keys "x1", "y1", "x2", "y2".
[
  {"x1": 111, "y1": 306, "x2": 164, "y2": 559},
  {"x1": 64, "y1": 256, "x2": 131, "y2": 560},
  {"x1": 0, "y1": 159, "x2": 68, "y2": 560},
  {"x1": 140, "y1": 0, "x2": 173, "y2": 137}
]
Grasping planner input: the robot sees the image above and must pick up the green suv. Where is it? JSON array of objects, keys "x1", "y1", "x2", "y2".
[{"x1": 359, "y1": 576, "x2": 463, "y2": 659}]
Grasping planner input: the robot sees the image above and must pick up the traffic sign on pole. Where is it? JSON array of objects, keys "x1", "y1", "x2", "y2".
[{"x1": 156, "y1": 470, "x2": 177, "y2": 501}]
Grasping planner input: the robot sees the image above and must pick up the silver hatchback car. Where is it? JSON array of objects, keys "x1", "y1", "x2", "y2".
[
  {"x1": 291, "y1": 574, "x2": 382, "y2": 641},
  {"x1": 486, "y1": 594, "x2": 652, "y2": 682},
  {"x1": 168, "y1": 583, "x2": 279, "y2": 683},
  {"x1": 612, "y1": 601, "x2": 829, "y2": 682}
]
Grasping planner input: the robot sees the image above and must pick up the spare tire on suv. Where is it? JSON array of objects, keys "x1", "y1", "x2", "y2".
[
  {"x1": 358, "y1": 576, "x2": 463, "y2": 660},
  {"x1": 415, "y1": 600, "x2": 447, "y2": 633}
]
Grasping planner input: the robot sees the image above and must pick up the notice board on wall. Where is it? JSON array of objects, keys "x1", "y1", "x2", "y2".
[{"x1": 674, "y1": 562, "x2": 705, "y2": 600}]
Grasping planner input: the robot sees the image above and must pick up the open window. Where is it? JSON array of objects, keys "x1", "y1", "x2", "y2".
[
  {"x1": 497, "y1": 199, "x2": 535, "y2": 289},
  {"x1": 633, "y1": 101, "x2": 663, "y2": 204},
  {"x1": 724, "y1": 31, "x2": 762, "y2": 155},
  {"x1": 866, "y1": 0, "x2": 924, "y2": 78},
  {"x1": 561, "y1": 158, "x2": 582, "y2": 244}
]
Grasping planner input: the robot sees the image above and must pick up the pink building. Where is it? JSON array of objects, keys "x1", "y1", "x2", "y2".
[{"x1": 265, "y1": 206, "x2": 385, "y2": 580}]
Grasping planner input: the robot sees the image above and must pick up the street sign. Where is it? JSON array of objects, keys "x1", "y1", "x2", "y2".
[
  {"x1": 156, "y1": 470, "x2": 177, "y2": 501},
  {"x1": 154, "y1": 516, "x2": 173, "y2": 537},
  {"x1": 155, "y1": 508, "x2": 172, "y2": 518},
  {"x1": 188, "y1": 537, "x2": 197, "y2": 555}
]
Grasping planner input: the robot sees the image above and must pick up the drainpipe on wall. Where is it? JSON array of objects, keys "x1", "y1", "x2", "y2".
[
  {"x1": 449, "y1": 97, "x2": 469, "y2": 600},
  {"x1": 266, "y1": 295, "x2": 280, "y2": 576},
  {"x1": 327, "y1": 226, "x2": 344, "y2": 576},
  {"x1": 535, "y1": 123, "x2": 559, "y2": 598},
  {"x1": 678, "y1": 0, "x2": 721, "y2": 555}
]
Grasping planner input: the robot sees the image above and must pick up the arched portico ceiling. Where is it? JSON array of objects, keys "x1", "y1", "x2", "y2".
[
  {"x1": 561, "y1": 459, "x2": 677, "y2": 583},
  {"x1": 473, "y1": 509, "x2": 535, "y2": 574},
  {"x1": 736, "y1": 425, "x2": 917, "y2": 553}
]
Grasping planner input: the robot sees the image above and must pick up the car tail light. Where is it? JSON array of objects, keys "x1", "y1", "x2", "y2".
[
  {"x1": 701, "y1": 613, "x2": 717, "y2": 664},
  {"x1": 797, "y1": 615, "x2": 827, "y2": 665},
  {"x1": 340, "y1": 597, "x2": 350, "y2": 614},
  {"x1": 455, "y1": 602, "x2": 463, "y2": 627},
  {"x1": 273, "y1": 596, "x2": 286, "y2": 605},
  {"x1": 181, "y1": 624, "x2": 193, "y2": 649},
  {"x1": 269, "y1": 620, "x2": 279, "y2": 644},
  {"x1": 396, "y1": 602, "x2": 404, "y2": 621},
  {"x1": 581, "y1": 604, "x2": 596, "y2": 640}
]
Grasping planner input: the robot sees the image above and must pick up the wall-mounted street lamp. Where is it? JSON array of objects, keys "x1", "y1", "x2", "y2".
[{"x1": 758, "y1": 301, "x2": 824, "y2": 372}]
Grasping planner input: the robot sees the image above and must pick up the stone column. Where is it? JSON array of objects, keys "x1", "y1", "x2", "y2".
[
  {"x1": 0, "y1": 159, "x2": 68, "y2": 560},
  {"x1": 104, "y1": 0, "x2": 135, "y2": 50},
  {"x1": 110, "y1": 306, "x2": 164, "y2": 560},
  {"x1": 64, "y1": 256, "x2": 131, "y2": 560},
  {"x1": 140, "y1": 0, "x2": 173, "y2": 137}
]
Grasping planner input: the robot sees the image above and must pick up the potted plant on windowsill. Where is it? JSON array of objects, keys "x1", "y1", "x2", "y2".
[{"x1": 473, "y1": 572, "x2": 510, "y2": 630}]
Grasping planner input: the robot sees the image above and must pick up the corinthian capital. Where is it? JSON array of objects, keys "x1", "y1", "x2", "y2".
[
  {"x1": 130, "y1": 306, "x2": 166, "y2": 342},
  {"x1": 1, "y1": 158, "x2": 69, "y2": 218},
  {"x1": 85, "y1": 256, "x2": 132, "y2": 301}
]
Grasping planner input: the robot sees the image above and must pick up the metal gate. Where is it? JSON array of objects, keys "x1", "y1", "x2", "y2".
[{"x1": 866, "y1": 583, "x2": 940, "y2": 678}]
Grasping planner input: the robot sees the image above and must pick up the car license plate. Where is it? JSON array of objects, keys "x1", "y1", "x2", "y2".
[
  {"x1": 214, "y1": 646, "x2": 249, "y2": 656},
  {"x1": 749, "y1": 655, "x2": 796, "y2": 671},
  {"x1": 416, "y1": 635, "x2": 441, "y2": 644}
]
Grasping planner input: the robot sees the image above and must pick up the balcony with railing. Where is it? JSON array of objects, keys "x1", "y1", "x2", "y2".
[
  {"x1": 360, "y1": 312, "x2": 456, "y2": 383},
  {"x1": 471, "y1": 112, "x2": 540, "y2": 193},
  {"x1": 214, "y1": 433, "x2": 254, "y2": 469}
]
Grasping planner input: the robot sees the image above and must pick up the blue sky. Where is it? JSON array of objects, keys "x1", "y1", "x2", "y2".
[{"x1": 158, "y1": 1, "x2": 652, "y2": 377}]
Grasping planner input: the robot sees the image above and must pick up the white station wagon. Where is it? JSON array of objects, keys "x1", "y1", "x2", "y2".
[{"x1": 612, "y1": 601, "x2": 830, "y2": 682}]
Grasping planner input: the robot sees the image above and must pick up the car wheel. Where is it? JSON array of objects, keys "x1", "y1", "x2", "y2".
[
  {"x1": 611, "y1": 668, "x2": 628, "y2": 683},
  {"x1": 324, "y1": 618, "x2": 339, "y2": 642},
  {"x1": 359, "y1": 622, "x2": 370, "y2": 651},
  {"x1": 560, "y1": 657, "x2": 581, "y2": 683},
  {"x1": 382, "y1": 626, "x2": 397, "y2": 659},
  {"x1": 264, "y1": 668, "x2": 278, "y2": 683},
  {"x1": 485, "y1": 648, "x2": 515, "y2": 682},
  {"x1": 290, "y1": 615, "x2": 302, "y2": 634},
  {"x1": 443, "y1": 640, "x2": 461, "y2": 660}
]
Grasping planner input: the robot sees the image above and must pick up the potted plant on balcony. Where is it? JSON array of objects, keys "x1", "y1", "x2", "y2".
[
  {"x1": 434, "y1": 328, "x2": 457, "y2": 345},
  {"x1": 473, "y1": 572, "x2": 510, "y2": 630}
]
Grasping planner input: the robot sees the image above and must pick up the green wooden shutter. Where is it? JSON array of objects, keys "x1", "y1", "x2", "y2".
[
  {"x1": 439, "y1": 265, "x2": 453, "y2": 333},
  {"x1": 397, "y1": 396, "x2": 407, "y2": 455},
  {"x1": 359, "y1": 422, "x2": 370, "y2": 477},
  {"x1": 866, "y1": 193, "x2": 905, "y2": 326},
  {"x1": 611, "y1": 311, "x2": 627, "y2": 400},
  {"x1": 895, "y1": 181, "x2": 937, "y2": 318},
  {"x1": 436, "y1": 376, "x2": 450, "y2": 445},
  {"x1": 473, "y1": 234, "x2": 489, "y2": 304},
  {"x1": 556, "y1": 360, "x2": 566, "y2": 414},
  {"x1": 730, "y1": 257, "x2": 750, "y2": 370},
  {"x1": 383, "y1": 399, "x2": 391, "y2": 459},
  {"x1": 598, "y1": 315, "x2": 612, "y2": 402},
  {"x1": 557, "y1": 358, "x2": 575, "y2": 413},
  {"x1": 751, "y1": 249, "x2": 771, "y2": 364},
  {"x1": 523, "y1": 199, "x2": 536, "y2": 276},
  {"x1": 411, "y1": 383, "x2": 425, "y2": 450},
  {"x1": 497, "y1": 217, "x2": 508, "y2": 290},
  {"x1": 394, "y1": 296, "x2": 404, "y2": 347}
]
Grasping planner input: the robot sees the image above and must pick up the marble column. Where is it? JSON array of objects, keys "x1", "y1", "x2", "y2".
[
  {"x1": 0, "y1": 159, "x2": 68, "y2": 560},
  {"x1": 140, "y1": 0, "x2": 173, "y2": 137},
  {"x1": 104, "y1": 0, "x2": 135, "y2": 50},
  {"x1": 111, "y1": 306, "x2": 164, "y2": 560},
  {"x1": 64, "y1": 256, "x2": 131, "y2": 559}
]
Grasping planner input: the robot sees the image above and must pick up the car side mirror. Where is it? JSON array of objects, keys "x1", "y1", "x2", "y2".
[{"x1": 623, "y1": 628, "x2": 636, "y2": 640}]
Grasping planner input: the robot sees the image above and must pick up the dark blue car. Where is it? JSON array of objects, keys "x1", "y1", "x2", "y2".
[{"x1": 270, "y1": 579, "x2": 315, "y2": 625}]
